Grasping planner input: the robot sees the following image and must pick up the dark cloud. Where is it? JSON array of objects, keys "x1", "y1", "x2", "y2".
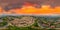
[
  {"x1": 0, "y1": 0, "x2": 25, "y2": 11},
  {"x1": 48, "y1": 0, "x2": 60, "y2": 8},
  {"x1": 0, "y1": 0, "x2": 60, "y2": 11},
  {"x1": 26, "y1": 0, "x2": 60, "y2": 8}
]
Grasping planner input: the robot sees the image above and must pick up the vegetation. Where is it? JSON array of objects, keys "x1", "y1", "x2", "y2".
[
  {"x1": 0, "y1": 16, "x2": 60, "y2": 30},
  {"x1": 0, "y1": 22, "x2": 7, "y2": 27}
]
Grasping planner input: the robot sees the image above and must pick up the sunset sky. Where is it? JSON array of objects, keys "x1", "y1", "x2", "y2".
[{"x1": 0, "y1": 0, "x2": 60, "y2": 14}]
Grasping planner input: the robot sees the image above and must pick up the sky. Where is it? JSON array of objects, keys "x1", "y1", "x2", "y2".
[{"x1": 0, "y1": 0, "x2": 60, "y2": 14}]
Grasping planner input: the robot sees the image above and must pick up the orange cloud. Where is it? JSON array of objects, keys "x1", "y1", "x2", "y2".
[
  {"x1": 0, "y1": 7, "x2": 2, "y2": 14},
  {"x1": 2, "y1": 5, "x2": 60, "y2": 14}
]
